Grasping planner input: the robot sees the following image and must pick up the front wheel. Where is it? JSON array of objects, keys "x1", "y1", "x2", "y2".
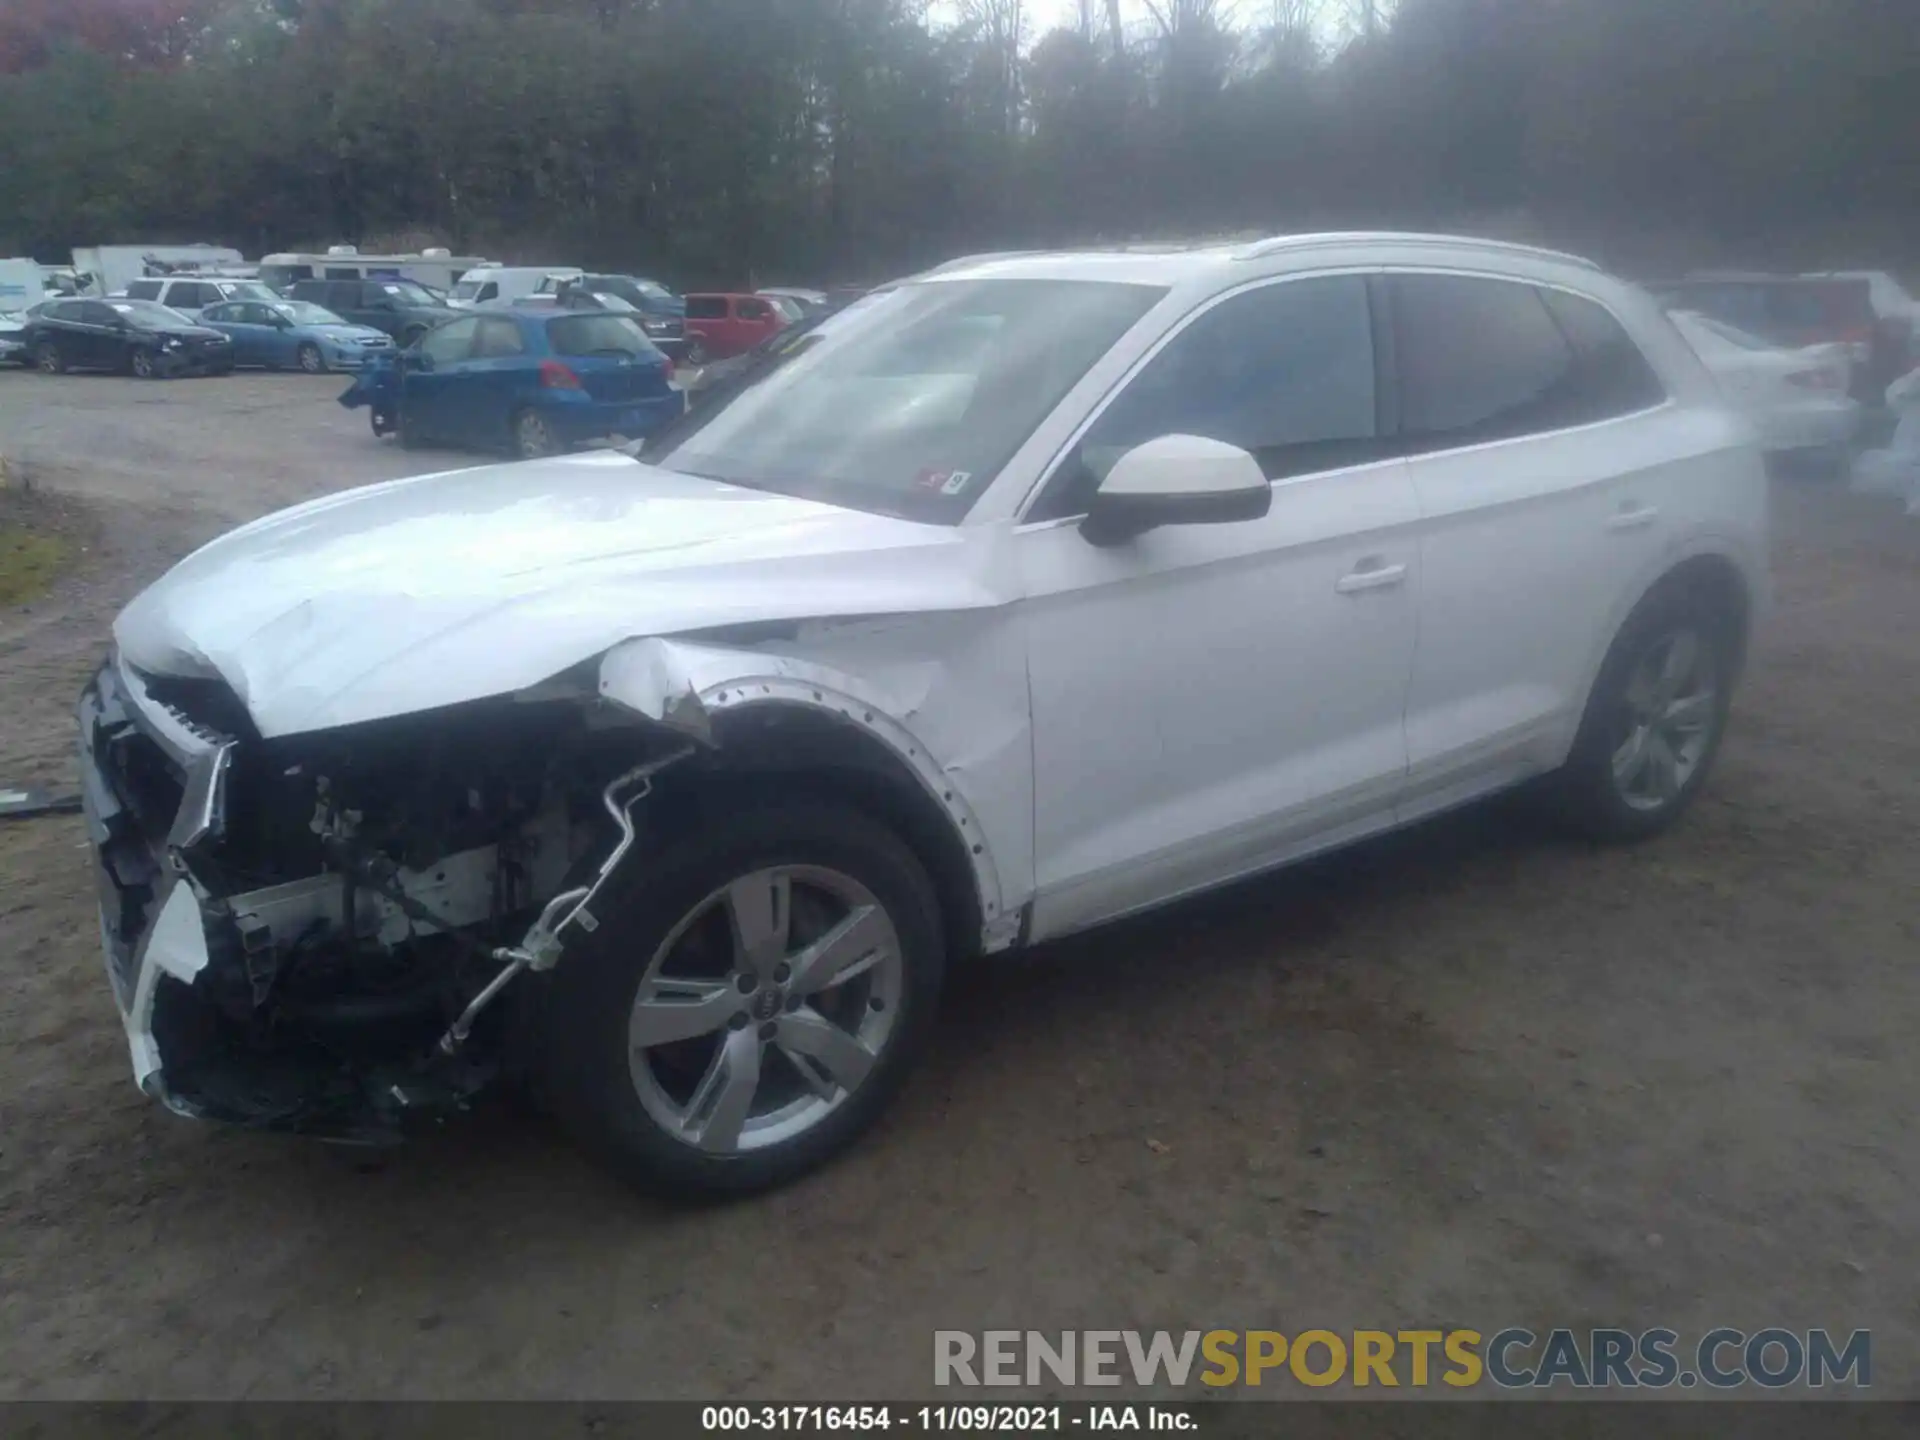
[
  {"x1": 130, "y1": 347, "x2": 160, "y2": 380},
  {"x1": 297, "y1": 342, "x2": 325, "y2": 374},
  {"x1": 1550, "y1": 579, "x2": 1738, "y2": 841},
  {"x1": 35, "y1": 342, "x2": 65, "y2": 374},
  {"x1": 683, "y1": 338, "x2": 709, "y2": 367},
  {"x1": 538, "y1": 794, "x2": 945, "y2": 1199}
]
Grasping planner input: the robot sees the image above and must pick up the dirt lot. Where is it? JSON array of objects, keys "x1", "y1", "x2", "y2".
[{"x1": 1, "y1": 369, "x2": 1917, "y2": 1402}]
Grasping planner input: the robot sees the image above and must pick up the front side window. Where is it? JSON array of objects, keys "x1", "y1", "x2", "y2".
[
  {"x1": 646, "y1": 278, "x2": 1166, "y2": 525},
  {"x1": 419, "y1": 317, "x2": 479, "y2": 363},
  {"x1": 1391, "y1": 274, "x2": 1590, "y2": 451},
  {"x1": 1032, "y1": 276, "x2": 1378, "y2": 522}
]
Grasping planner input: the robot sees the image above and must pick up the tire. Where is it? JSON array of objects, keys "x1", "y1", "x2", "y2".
[
  {"x1": 512, "y1": 408, "x2": 559, "y2": 460},
  {"x1": 35, "y1": 343, "x2": 65, "y2": 375},
  {"x1": 370, "y1": 408, "x2": 395, "y2": 440},
  {"x1": 538, "y1": 792, "x2": 946, "y2": 1199},
  {"x1": 130, "y1": 347, "x2": 160, "y2": 380},
  {"x1": 684, "y1": 338, "x2": 709, "y2": 367},
  {"x1": 1550, "y1": 576, "x2": 1739, "y2": 842},
  {"x1": 296, "y1": 342, "x2": 325, "y2": 374}
]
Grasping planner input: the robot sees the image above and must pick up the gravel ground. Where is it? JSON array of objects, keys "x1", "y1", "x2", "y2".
[{"x1": 0, "y1": 369, "x2": 1916, "y2": 1401}]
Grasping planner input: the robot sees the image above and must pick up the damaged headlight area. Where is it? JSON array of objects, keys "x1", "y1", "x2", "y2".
[{"x1": 77, "y1": 652, "x2": 687, "y2": 1142}]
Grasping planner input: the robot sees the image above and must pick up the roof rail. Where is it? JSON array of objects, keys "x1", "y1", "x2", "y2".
[{"x1": 1232, "y1": 231, "x2": 1604, "y2": 272}]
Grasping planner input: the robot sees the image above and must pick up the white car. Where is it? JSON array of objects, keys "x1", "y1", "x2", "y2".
[
  {"x1": 78, "y1": 233, "x2": 1769, "y2": 1196},
  {"x1": 121, "y1": 275, "x2": 281, "y2": 319},
  {"x1": 1667, "y1": 308, "x2": 1860, "y2": 459}
]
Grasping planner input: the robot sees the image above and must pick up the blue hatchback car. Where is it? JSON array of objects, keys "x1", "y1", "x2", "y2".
[
  {"x1": 199, "y1": 299, "x2": 394, "y2": 372},
  {"x1": 338, "y1": 308, "x2": 685, "y2": 459}
]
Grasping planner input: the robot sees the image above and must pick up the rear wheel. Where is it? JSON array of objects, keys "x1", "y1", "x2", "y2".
[
  {"x1": 683, "y1": 338, "x2": 709, "y2": 366},
  {"x1": 296, "y1": 342, "x2": 325, "y2": 374},
  {"x1": 512, "y1": 408, "x2": 559, "y2": 459},
  {"x1": 538, "y1": 794, "x2": 945, "y2": 1199},
  {"x1": 35, "y1": 342, "x2": 65, "y2": 375},
  {"x1": 1551, "y1": 578, "x2": 1739, "y2": 841}
]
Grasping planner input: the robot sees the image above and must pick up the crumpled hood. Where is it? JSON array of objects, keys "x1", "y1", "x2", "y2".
[{"x1": 115, "y1": 451, "x2": 1003, "y2": 738}]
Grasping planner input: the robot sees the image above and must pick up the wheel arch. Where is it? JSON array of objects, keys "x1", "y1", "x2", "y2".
[
  {"x1": 1573, "y1": 538, "x2": 1759, "y2": 749},
  {"x1": 599, "y1": 637, "x2": 1011, "y2": 962}
]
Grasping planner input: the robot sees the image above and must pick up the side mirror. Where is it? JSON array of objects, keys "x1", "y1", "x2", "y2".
[{"x1": 1079, "y1": 434, "x2": 1272, "y2": 547}]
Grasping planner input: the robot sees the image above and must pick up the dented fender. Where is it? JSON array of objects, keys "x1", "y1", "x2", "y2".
[{"x1": 599, "y1": 626, "x2": 1033, "y2": 951}]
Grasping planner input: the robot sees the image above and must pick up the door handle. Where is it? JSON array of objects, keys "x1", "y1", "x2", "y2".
[
  {"x1": 1336, "y1": 559, "x2": 1408, "y2": 594},
  {"x1": 1607, "y1": 504, "x2": 1659, "y2": 532}
]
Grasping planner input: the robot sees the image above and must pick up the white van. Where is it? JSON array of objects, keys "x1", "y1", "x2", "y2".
[
  {"x1": 258, "y1": 246, "x2": 487, "y2": 295},
  {"x1": 449, "y1": 265, "x2": 582, "y2": 308}
]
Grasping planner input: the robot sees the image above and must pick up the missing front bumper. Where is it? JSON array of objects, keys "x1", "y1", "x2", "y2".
[{"x1": 76, "y1": 656, "x2": 499, "y2": 1142}]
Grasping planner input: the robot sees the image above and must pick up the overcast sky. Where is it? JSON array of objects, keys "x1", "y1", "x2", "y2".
[{"x1": 924, "y1": 2, "x2": 1358, "y2": 45}]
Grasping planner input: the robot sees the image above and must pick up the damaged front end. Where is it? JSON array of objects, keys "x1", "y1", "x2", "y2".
[{"x1": 77, "y1": 652, "x2": 685, "y2": 1141}]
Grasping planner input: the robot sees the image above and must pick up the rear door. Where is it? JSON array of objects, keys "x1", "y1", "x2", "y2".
[
  {"x1": 459, "y1": 316, "x2": 533, "y2": 442},
  {"x1": 546, "y1": 313, "x2": 678, "y2": 432},
  {"x1": 1388, "y1": 271, "x2": 1674, "y2": 820},
  {"x1": 400, "y1": 316, "x2": 481, "y2": 438}
]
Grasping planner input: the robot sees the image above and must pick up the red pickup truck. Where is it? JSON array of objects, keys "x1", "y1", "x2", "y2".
[{"x1": 682, "y1": 292, "x2": 787, "y2": 364}]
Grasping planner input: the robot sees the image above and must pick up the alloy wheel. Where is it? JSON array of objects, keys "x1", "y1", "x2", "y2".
[
  {"x1": 37, "y1": 345, "x2": 62, "y2": 374},
  {"x1": 131, "y1": 349, "x2": 155, "y2": 379},
  {"x1": 1611, "y1": 627, "x2": 1719, "y2": 813},
  {"x1": 626, "y1": 865, "x2": 904, "y2": 1155},
  {"x1": 515, "y1": 411, "x2": 556, "y2": 458},
  {"x1": 298, "y1": 343, "x2": 324, "y2": 373}
]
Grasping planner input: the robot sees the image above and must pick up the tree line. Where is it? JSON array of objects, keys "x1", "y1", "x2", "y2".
[{"x1": 1, "y1": 0, "x2": 1914, "y2": 290}]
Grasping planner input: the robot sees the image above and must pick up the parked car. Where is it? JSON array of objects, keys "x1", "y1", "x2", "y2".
[
  {"x1": 1803, "y1": 270, "x2": 1919, "y2": 367},
  {"x1": 0, "y1": 306, "x2": 29, "y2": 365},
  {"x1": 450, "y1": 265, "x2": 581, "y2": 309},
  {"x1": 1647, "y1": 274, "x2": 1895, "y2": 402},
  {"x1": 680, "y1": 291, "x2": 787, "y2": 363},
  {"x1": 198, "y1": 298, "x2": 394, "y2": 372},
  {"x1": 79, "y1": 233, "x2": 1766, "y2": 1197},
  {"x1": 25, "y1": 296, "x2": 233, "y2": 377},
  {"x1": 287, "y1": 277, "x2": 462, "y2": 346},
  {"x1": 337, "y1": 306, "x2": 683, "y2": 458},
  {"x1": 758, "y1": 286, "x2": 830, "y2": 317},
  {"x1": 122, "y1": 275, "x2": 280, "y2": 319},
  {"x1": 1666, "y1": 308, "x2": 1859, "y2": 463},
  {"x1": 534, "y1": 273, "x2": 687, "y2": 355}
]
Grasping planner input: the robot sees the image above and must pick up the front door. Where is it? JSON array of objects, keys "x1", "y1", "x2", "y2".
[
  {"x1": 1018, "y1": 273, "x2": 1421, "y2": 940},
  {"x1": 1384, "y1": 272, "x2": 1675, "y2": 819}
]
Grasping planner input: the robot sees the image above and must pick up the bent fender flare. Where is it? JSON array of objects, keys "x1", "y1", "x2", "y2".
[{"x1": 598, "y1": 636, "x2": 1017, "y2": 951}]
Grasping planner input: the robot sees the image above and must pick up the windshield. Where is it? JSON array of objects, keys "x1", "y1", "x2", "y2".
[
  {"x1": 452, "y1": 279, "x2": 486, "y2": 300},
  {"x1": 376, "y1": 280, "x2": 437, "y2": 306},
  {"x1": 217, "y1": 281, "x2": 277, "y2": 302},
  {"x1": 279, "y1": 301, "x2": 347, "y2": 326},
  {"x1": 644, "y1": 278, "x2": 1166, "y2": 524},
  {"x1": 547, "y1": 313, "x2": 656, "y2": 356},
  {"x1": 108, "y1": 298, "x2": 194, "y2": 326}
]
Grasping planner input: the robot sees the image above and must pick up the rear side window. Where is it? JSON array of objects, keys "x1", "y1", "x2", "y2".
[
  {"x1": 170, "y1": 282, "x2": 214, "y2": 309},
  {"x1": 1392, "y1": 274, "x2": 1591, "y2": 451},
  {"x1": 548, "y1": 314, "x2": 653, "y2": 357},
  {"x1": 737, "y1": 298, "x2": 774, "y2": 321},
  {"x1": 685, "y1": 296, "x2": 729, "y2": 320},
  {"x1": 1537, "y1": 288, "x2": 1667, "y2": 418},
  {"x1": 126, "y1": 280, "x2": 164, "y2": 301},
  {"x1": 472, "y1": 317, "x2": 526, "y2": 358}
]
